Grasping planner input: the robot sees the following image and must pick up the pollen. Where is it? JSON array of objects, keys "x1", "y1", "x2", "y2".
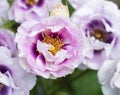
[
  {"x1": 25, "y1": 0, "x2": 39, "y2": 6},
  {"x1": 42, "y1": 34, "x2": 64, "y2": 55},
  {"x1": 49, "y1": 45, "x2": 55, "y2": 51},
  {"x1": 90, "y1": 29, "x2": 106, "y2": 42}
]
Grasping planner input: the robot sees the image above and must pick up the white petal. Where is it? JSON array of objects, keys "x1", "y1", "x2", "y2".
[
  {"x1": 102, "y1": 84, "x2": 120, "y2": 95},
  {"x1": 54, "y1": 49, "x2": 71, "y2": 64},
  {"x1": 111, "y1": 62, "x2": 120, "y2": 88},
  {"x1": 46, "y1": 0, "x2": 62, "y2": 10},
  {"x1": 36, "y1": 55, "x2": 46, "y2": 71},
  {"x1": 22, "y1": 73, "x2": 36, "y2": 90},
  {"x1": 19, "y1": 57, "x2": 31, "y2": 72},
  {"x1": 37, "y1": 40, "x2": 50, "y2": 53},
  {"x1": 98, "y1": 60, "x2": 117, "y2": 85},
  {"x1": 0, "y1": 72, "x2": 11, "y2": 86}
]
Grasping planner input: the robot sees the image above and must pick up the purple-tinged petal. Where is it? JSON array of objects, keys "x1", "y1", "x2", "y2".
[
  {"x1": 8, "y1": 0, "x2": 62, "y2": 23},
  {"x1": 68, "y1": 0, "x2": 88, "y2": 9},
  {"x1": 0, "y1": 46, "x2": 36, "y2": 95},
  {"x1": 0, "y1": 28, "x2": 17, "y2": 57},
  {"x1": 0, "y1": 0, "x2": 9, "y2": 25}
]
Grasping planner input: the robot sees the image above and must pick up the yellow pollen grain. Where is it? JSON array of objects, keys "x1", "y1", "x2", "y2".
[
  {"x1": 25, "y1": 0, "x2": 38, "y2": 6},
  {"x1": 91, "y1": 29, "x2": 106, "y2": 42},
  {"x1": 95, "y1": 32, "x2": 102, "y2": 38},
  {"x1": 49, "y1": 45, "x2": 55, "y2": 51},
  {"x1": 42, "y1": 34, "x2": 64, "y2": 55}
]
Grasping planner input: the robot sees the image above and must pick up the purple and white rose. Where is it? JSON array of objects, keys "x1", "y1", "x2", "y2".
[
  {"x1": 0, "y1": 28, "x2": 36, "y2": 95},
  {"x1": 71, "y1": 0, "x2": 120, "y2": 69},
  {"x1": 0, "y1": 47, "x2": 36, "y2": 95},
  {"x1": 8, "y1": 0, "x2": 61, "y2": 23},
  {"x1": 16, "y1": 16, "x2": 82, "y2": 79}
]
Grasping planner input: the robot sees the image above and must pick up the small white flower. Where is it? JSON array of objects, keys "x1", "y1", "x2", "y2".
[{"x1": 50, "y1": 4, "x2": 69, "y2": 18}]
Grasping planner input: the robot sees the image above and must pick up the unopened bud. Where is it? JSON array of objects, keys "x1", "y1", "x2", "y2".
[{"x1": 50, "y1": 4, "x2": 69, "y2": 18}]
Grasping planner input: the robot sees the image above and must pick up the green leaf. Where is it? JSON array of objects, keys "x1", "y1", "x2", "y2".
[{"x1": 72, "y1": 70, "x2": 103, "y2": 95}]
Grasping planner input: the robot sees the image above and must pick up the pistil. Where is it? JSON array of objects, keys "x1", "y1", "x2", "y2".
[
  {"x1": 42, "y1": 34, "x2": 64, "y2": 55},
  {"x1": 90, "y1": 29, "x2": 106, "y2": 42}
]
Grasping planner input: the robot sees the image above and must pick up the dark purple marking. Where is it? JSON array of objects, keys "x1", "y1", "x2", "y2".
[
  {"x1": 105, "y1": 32, "x2": 114, "y2": 43},
  {"x1": 22, "y1": 0, "x2": 44, "y2": 8},
  {"x1": 104, "y1": 18, "x2": 112, "y2": 27},
  {"x1": 87, "y1": 19, "x2": 105, "y2": 31},
  {"x1": 94, "y1": 50, "x2": 103, "y2": 55},
  {"x1": 31, "y1": 43, "x2": 39, "y2": 58},
  {"x1": 39, "y1": 54, "x2": 45, "y2": 64},
  {"x1": 0, "y1": 86, "x2": 9, "y2": 95},
  {"x1": 0, "y1": 65, "x2": 10, "y2": 74},
  {"x1": 37, "y1": 0, "x2": 44, "y2": 7},
  {"x1": 50, "y1": 32, "x2": 59, "y2": 38},
  {"x1": 36, "y1": 33, "x2": 44, "y2": 41}
]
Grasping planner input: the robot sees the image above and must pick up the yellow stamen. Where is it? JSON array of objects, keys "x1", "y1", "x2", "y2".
[
  {"x1": 49, "y1": 45, "x2": 55, "y2": 51},
  {"x1": 95, "y1": 32, "x2": 102, "y2": 38},
  {"x1": 42, "y1": 34, "x2": 64, "y2": 55},
  {"x1": 25, "y1": 0, "x2": 38, "y2": 6},
  {"x1": 91, "y1": 29, "x2": 106, "y2": 42}
]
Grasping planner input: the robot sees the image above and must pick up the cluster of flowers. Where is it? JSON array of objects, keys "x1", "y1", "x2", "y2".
[{"x1": 0, "y1": 0, "x2": 120, "y2": 95}]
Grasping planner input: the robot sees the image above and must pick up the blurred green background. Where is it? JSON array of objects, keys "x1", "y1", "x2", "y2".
[{"x1": 31, "y1": 69, "x2": 102, "y2": 95}]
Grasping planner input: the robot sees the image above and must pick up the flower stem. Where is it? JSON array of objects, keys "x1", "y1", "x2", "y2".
[
  {"x1": 70, "y1": 69, "x2": 91, "y2": 81},
  {"x1": 39, "y1": 77, "x2": 49, "y2": 95}
]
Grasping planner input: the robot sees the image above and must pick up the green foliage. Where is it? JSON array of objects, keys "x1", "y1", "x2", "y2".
[
  {"x1": 8, "y1": 0, "x2": 13, "y2": 6},
  {"x1": 30, "y1": 69, "x2": 103, "y2": 95},
  {"x1": 0, "y1": 20, "x2": 20, "y2": 32},
  {"x1": 72, "y1": 70, "x2": 102, "y2": 95},
  {"x1": 62, "y1": 0, "x2": 75, "y2": 15}
]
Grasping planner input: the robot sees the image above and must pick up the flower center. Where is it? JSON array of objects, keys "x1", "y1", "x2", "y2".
[
  {"x1": 90, "y1": 29, "x2": 106, "y2": 42},
  {"x1": 25, "y1": 0, "x2": 39, "y2": 6},
  {"x1": 0, "y1": 83, "x2": 3, "y2": 91},
  {"x1": 42, "y1": 34, "x2": 64, "y2": 55}
]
